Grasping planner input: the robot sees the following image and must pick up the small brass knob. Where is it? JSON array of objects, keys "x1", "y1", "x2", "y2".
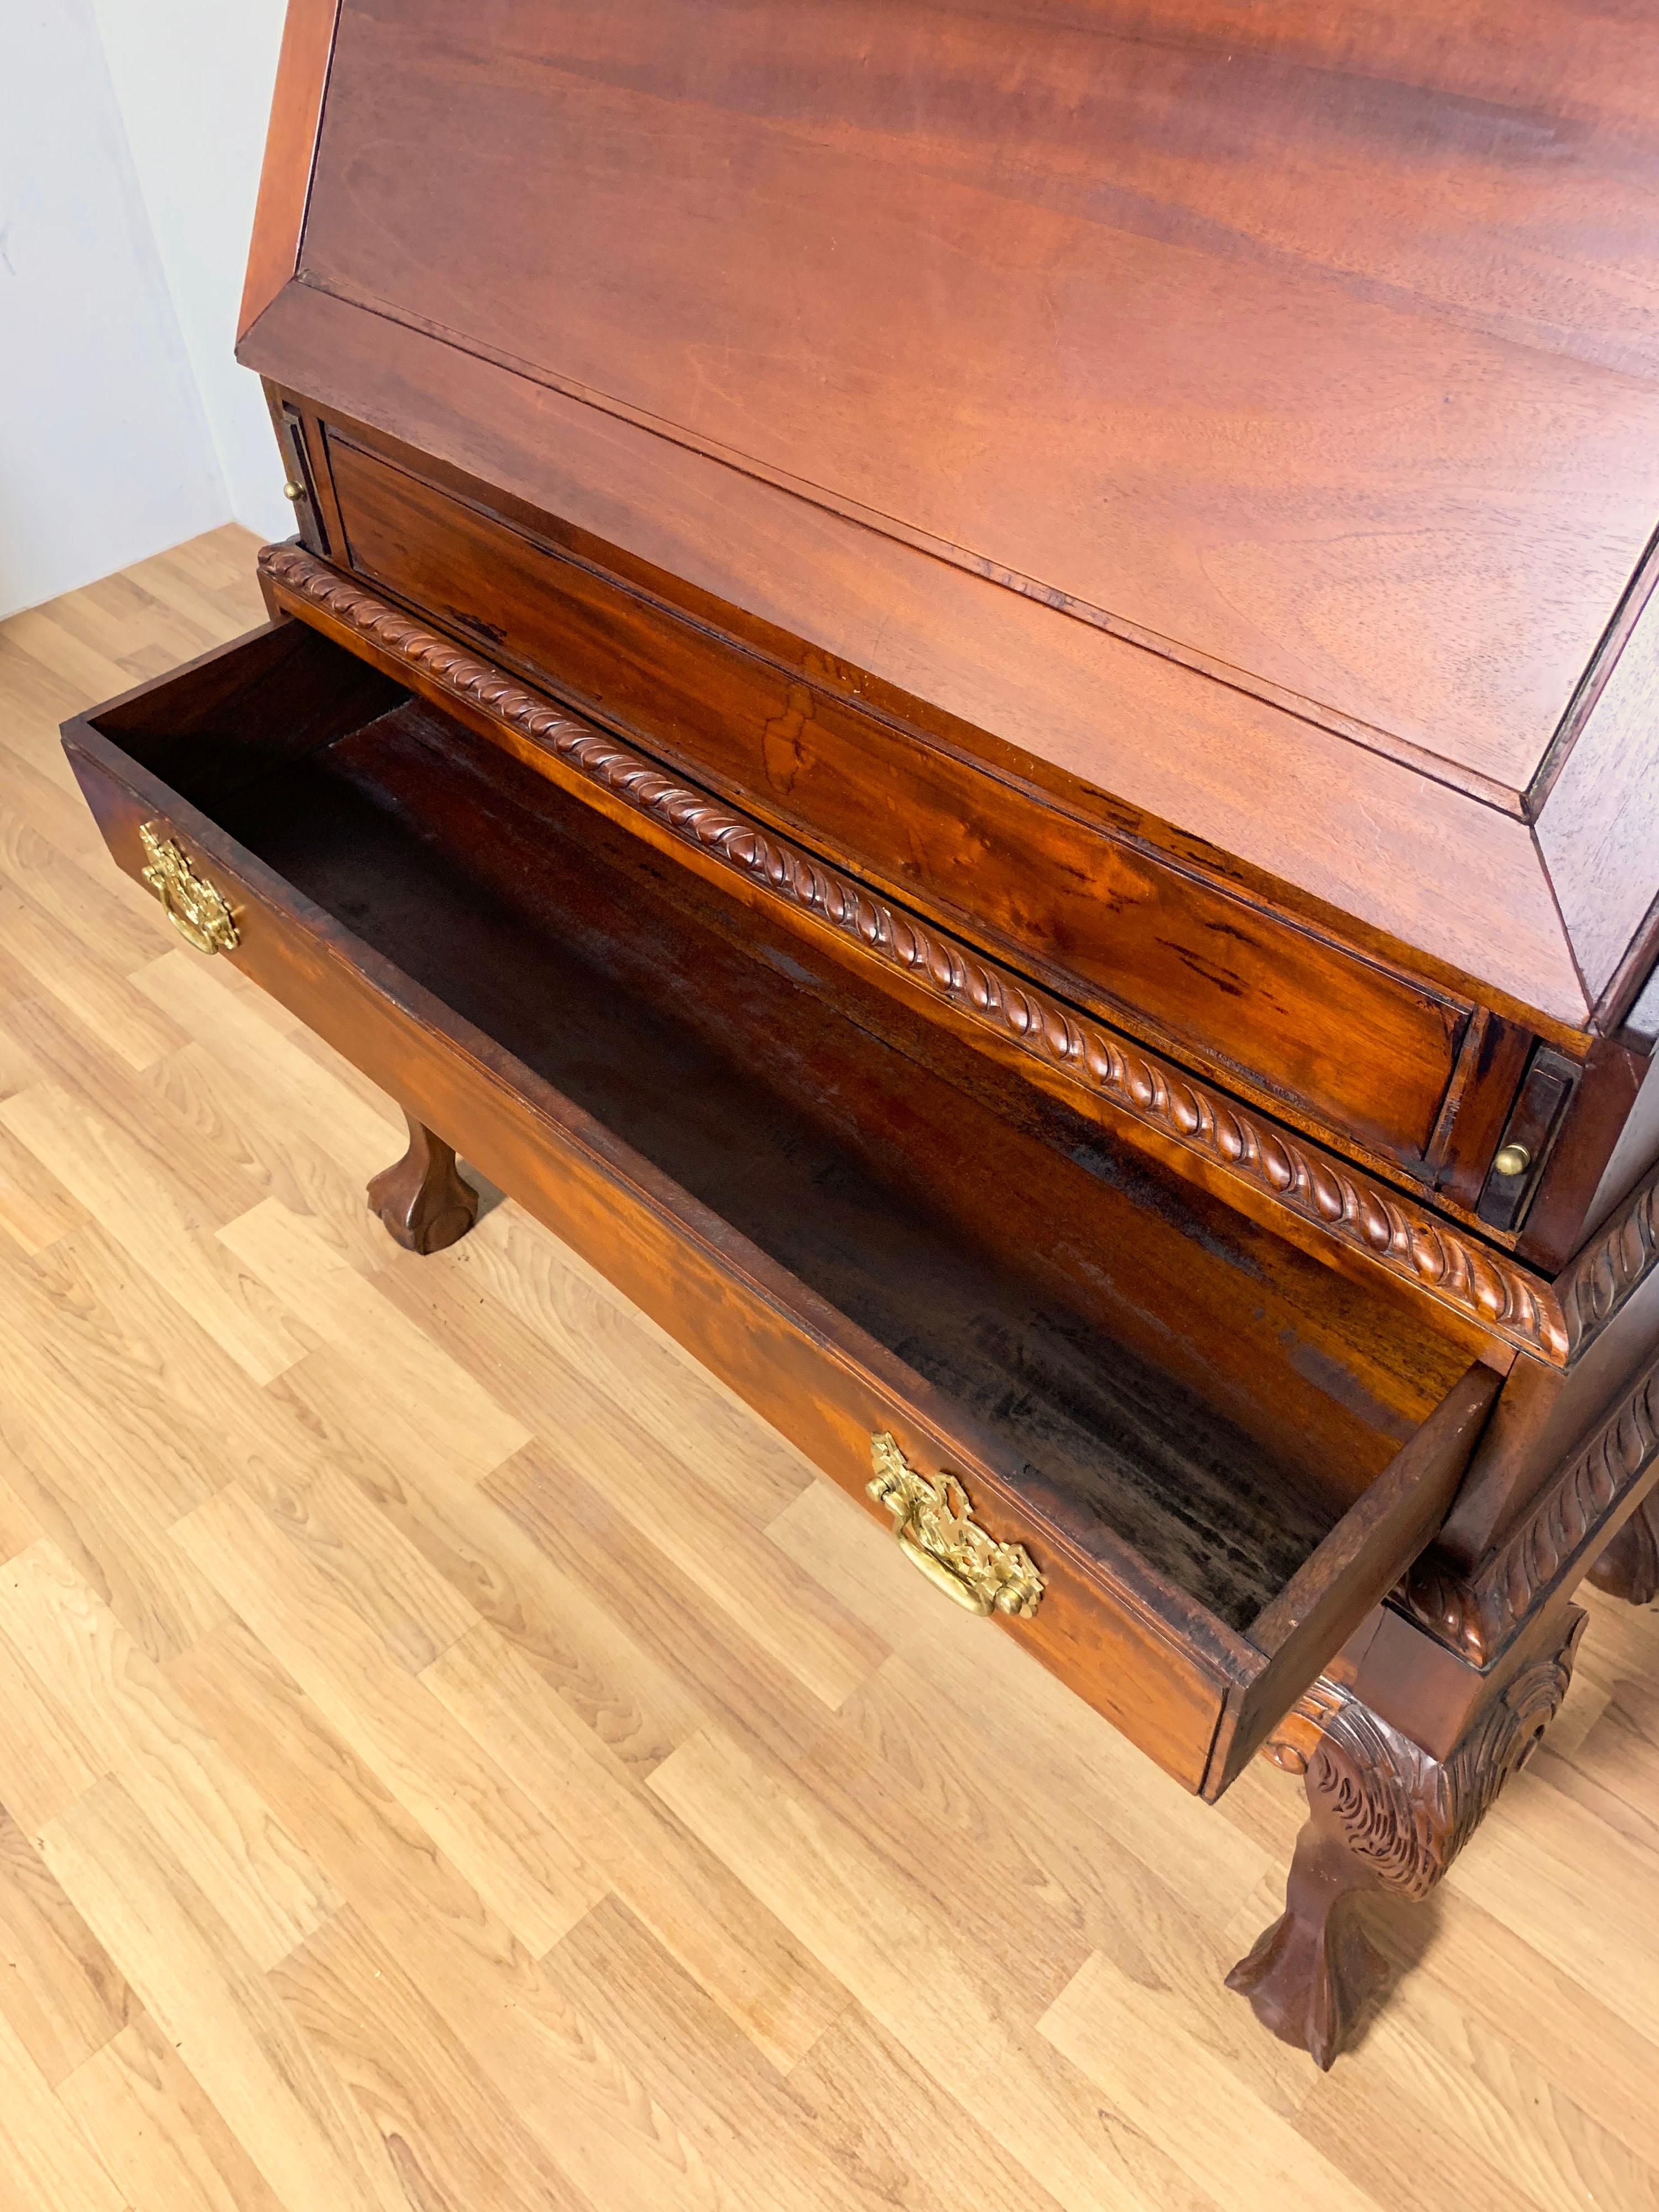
[
  {"x1": 282, "y1": 479, "x2": 305, "y2": 501},
  {"x1": 1493, "y1": 1142, "x2": 1532, "y2": 1178}
]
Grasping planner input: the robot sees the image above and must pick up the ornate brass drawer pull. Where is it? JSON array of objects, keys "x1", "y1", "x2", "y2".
[
  {"x1": 867, "y1": 1433, "x2": 1044, "y2": 1618},
  {"x1": 139, "y1": 822, "x2": 239, "y2": 955}
]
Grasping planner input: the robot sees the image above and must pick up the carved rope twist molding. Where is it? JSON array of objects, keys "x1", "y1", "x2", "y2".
[
  {"x1": 1305, "y1": 1635, "x2": 1577, "y2": 1899},
  {"x1": 1558, "y1": 1168, "x2": 1659, "y2": 1357},
  {"x1": 1405, "y1": 1358, "x2": 1659, "y2": 1663},
  {"x1": 261, "y1": 542, "x2": 1575, "y2": 1356}
]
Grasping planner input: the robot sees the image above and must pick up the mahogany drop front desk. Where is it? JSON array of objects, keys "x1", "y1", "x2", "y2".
[{"x1": 66, "y1": 2, "x2": 1659, "y2": 2065}]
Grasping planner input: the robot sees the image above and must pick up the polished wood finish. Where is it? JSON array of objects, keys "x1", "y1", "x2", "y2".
[
  {"x1": 254, "y1": 544, "x2": 1659, "y2": 1368},
  {"x1": 238, "y1": 0, "x2": 340, "y2": 342},
  {"x1": 10, "y1": 541, "x2": 1659, "y2": 2200},
  {"x1": 320, "y1": 433, "x2": 1496, "y2": 1181},
  {"x1": 1230, "y1": 1609, "x2": 1585, "y2": 2067},
  {"x1": 279, "y1": 425, "x2": 1659, "y2": 1269},
  {"x1": 287, "y1": 0, "x2": 1659, "y2": 785},
  {"x1": 239, "y1": 1, "x2": 1659, "y2": 1023},
  {"x1": 1406, "y1": 1356, "x2": 1659, "y2": 1666},
  {"x1": 63, "y1": 615, "x2": 1517, "y2": 1798},
  {"x1": 366, "y1": 1111, "x2": 477, "y2": 1257},
  {"x1": 289, "y1": 0, "x2": 1658, "y2": 779},
  {"x1": 1211, "y1": 1364, "x2": 1504, "y2": 1793},
  {"x1": 246, "y1": 276, "x2": 1595, "y2": 1017},
  {"x1": 1589, "y1": 1490, "x2": 1659, "y2": 1608},
  {"x1": 68, "y1": 0, "x2": 1659, "y2": 2076},
  {"x1": 250, "y1": 547, "x2": 1623, "y2": 1372}
]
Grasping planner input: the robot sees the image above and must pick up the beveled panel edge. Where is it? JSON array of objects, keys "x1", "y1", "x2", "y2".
[
  {"x1": 245, "y1": 288, "x2": 1594, "y2": 1025},
  {"x1": 325, "y1": 419, "x2": 1497, "y2": 1182},
  {"x1": 257, "y1": 540, "x2": 1606, "y2": 1366},
  {"x1": 239, "y1": 0, "x2": 342, "y2": 342}
]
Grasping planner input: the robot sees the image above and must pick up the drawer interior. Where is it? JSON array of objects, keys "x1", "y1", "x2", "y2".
[{"x1": 91, "y1": 622, "x2": 1483, "y2": 1639}]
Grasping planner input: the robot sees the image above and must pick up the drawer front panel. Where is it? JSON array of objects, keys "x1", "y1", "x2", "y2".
[
  {"x1": 66, "y1": 728, "x2": 1242, "y2": 1794},
  {"x1": 324, "y1": 432, "x2": 1483, "y2": 1178}
]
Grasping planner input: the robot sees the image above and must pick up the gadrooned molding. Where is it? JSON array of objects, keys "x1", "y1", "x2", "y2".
[
  {"x1": 1405, "y1": 1357, "x2": 1659, "y2": 1662},
  {"x1": 262, "y1": 541, "x2": 1592, "y2": 1364}
]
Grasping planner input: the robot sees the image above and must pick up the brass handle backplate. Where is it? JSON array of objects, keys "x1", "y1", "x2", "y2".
[
  {"x1": 139, "y1": 822, "x2": 239, "y2": 955},
  {"x1": 867, "y1": 1433, "x2": 1044, "y2": 1618}
]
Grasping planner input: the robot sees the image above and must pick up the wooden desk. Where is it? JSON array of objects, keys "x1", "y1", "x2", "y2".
[{"x1": 66, "y1": 0, "x2": 1659, "y2": 2065}]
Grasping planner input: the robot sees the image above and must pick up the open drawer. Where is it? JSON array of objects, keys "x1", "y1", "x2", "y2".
[{"x1": 64, "y1": 616, "x2": 1503, "y2": 1799}]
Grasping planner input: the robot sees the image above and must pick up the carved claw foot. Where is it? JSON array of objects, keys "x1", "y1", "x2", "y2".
[
  {"x1": 1588, "y1": 1490, "x2": 1659, "y2": 1606},
  {"x1": 1225, "y1": 1820, "x2": 1390, "y2": 2068},
  {"x1": 367, "y1": 1112, "x2": 478, "y2": 1255},
  {"x1": 1228, "y1": 1621, "x2": 1580, "y2": 2067}
]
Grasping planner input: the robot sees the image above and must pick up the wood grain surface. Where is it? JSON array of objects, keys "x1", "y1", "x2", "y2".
[
  {"x1": 294, "y1": 0, "x2": 1659, "y2": 781},
  {"x1": 239, "y1": 1, "x2": 1659, "y2": 1023},
  {"x1": 3, "y1": 529, "x2": 1659, "y2": 2206}
]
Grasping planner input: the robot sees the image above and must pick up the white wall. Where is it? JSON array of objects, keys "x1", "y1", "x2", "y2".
[
  {"x1": 0, "y1": 0, "x2": 288, "y2": 621},
  {"x1": 92, "y1": 0, "x2": 291, "y2": 545}
]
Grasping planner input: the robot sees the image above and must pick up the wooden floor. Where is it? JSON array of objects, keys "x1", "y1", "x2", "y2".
[{"x1": 0, "y1": 530, "x2": 1657, "y2": 2212}]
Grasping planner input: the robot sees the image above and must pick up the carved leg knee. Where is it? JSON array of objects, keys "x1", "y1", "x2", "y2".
[
  {"x1": 1588, "y1": 1491, "x2": 1659, "y2": 1606},
  {"x1": 1228, "y1": 1625, "x2": 1579, "y2": 2067},
  {"x1": 367, "y1": 1112, "x2": 478, "y2": 1256}
]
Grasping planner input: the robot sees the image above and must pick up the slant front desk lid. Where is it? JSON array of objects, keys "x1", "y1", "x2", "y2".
[{"x1": 241, "y1": 0, "x2": 1659, "y2": 1031}]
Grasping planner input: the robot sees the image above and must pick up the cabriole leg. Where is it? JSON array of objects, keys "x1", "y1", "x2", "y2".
[
  {"x1": 367, "y1": 1110, "x2": 478, "y2": 1256},
  {"x1": 1227, "y1": 1614, "x2": 1582, "y2": 2067}
]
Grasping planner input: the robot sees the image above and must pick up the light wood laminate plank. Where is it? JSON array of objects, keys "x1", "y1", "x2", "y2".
[{"x1": 2, "y1": 534, "x2": 1658, "y2": 2212}]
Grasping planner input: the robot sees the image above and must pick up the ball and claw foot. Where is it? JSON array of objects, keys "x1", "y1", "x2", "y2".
[
  {"x1": 1227, "y1": 1623, "x2": 1579, "y2": 2067},
  {"x1": 1225, "y1": 1822, "x2": 1391, "y2": 2069},
  {"x1": 367, "y1": 1113, "x2": 478, "y2": 1256}
]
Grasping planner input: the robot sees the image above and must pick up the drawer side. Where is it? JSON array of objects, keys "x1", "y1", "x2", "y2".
[{"x1": 64, "y1": 721, "x2": 1243, "y2": 1794}]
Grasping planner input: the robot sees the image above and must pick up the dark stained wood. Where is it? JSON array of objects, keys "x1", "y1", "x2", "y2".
[
  {"x1": 269, "y1": 402, "x2": 328, "y2": 560},
  {"x1": 1477, "y1": 1047, "x2": 1579, "y2": 1237},
  {"x1": 255, "y1": 552, "x2": 1611, "y2": 1370},
  {"x1": 88, "y1": 615, "x2": 403, "y2": 804},
  {"x1": 61, "y1": 714, "x2": 1245, "y2": 1791},
  {"x1": 238, "y1": 0, "x2": 340, "y2": 341},
  {"x1": 60, "y1": 624, "x2": 1512, "y2": 1799},
  {"x1": 239, "y1": 2, "x2": 1659, "y2": 1022},
  {"x1": 243, "y1": 279, "x2": 1593, "y2": 1025},
  {"x1": 1589, "y1": 1485, "x2": 1659, "y2": 1605},
  {"x1": 1228, "y1": 1606, "x2": 1584, "y2": 2068},
  {"x1": 1427, "y1": 1013, "x2": 1535, "y2": 1217},
  {"x1": 69, "y1": 4, "x2": 1659, "y2": 2066},
  {"x1": 366, "y1": 1109, "x2": 478, "y2": 1255},
  {"x1": 322, "y1": 433, "x2": 1496, "y2": 1182},
  {"x1": 291, "y1": 0, "x2": 1659, "y2": 785},
  {"x1": 1514, "y1": 1034, "x2": 1648, "y2": 1270},
  {"x1": 1406, "y1": 1349, "x2": 1659, "y2": 1665},
  {"x1": 1210, "y1": 1360, "x2": 1504, "y2": 1794},
  {"x1": 268, "y1": 383, "x2": 1603, "y2": 1051},
  {"x1": 1427, "y1": 1353, "x2": 1567, "y2": 1572}
]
